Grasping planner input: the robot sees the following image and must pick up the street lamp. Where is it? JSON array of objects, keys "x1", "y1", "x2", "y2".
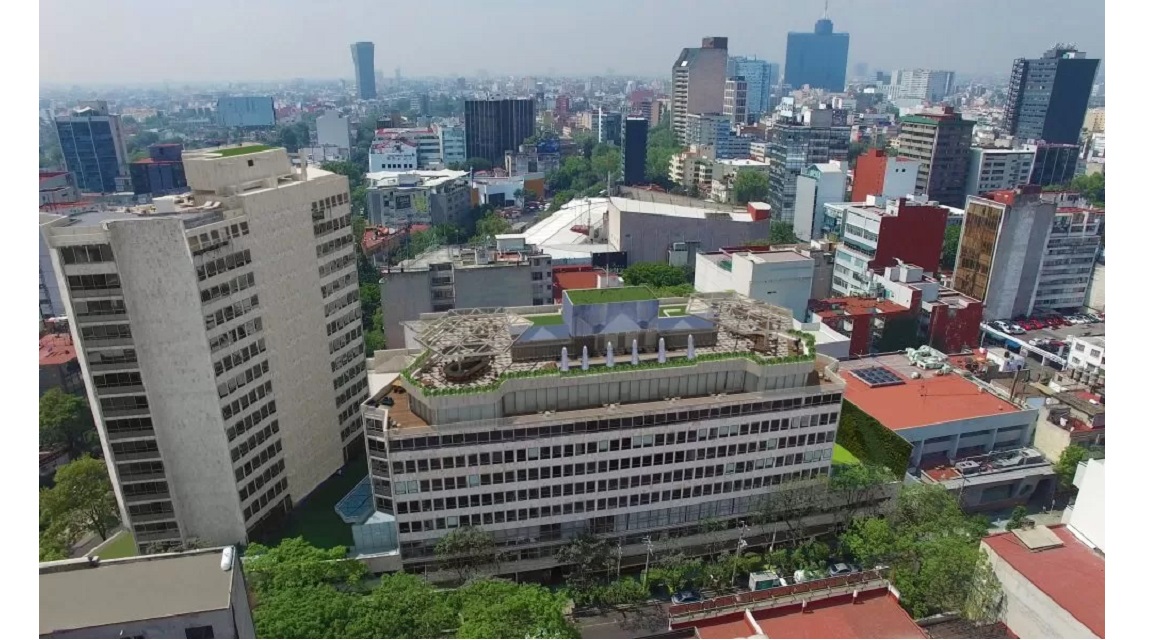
[{"x1": 641, "y1": 535, "x2": 654, "y2": 585}]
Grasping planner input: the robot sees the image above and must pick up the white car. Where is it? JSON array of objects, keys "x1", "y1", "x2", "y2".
[
  {"x1": 827, "y1": 563, "x2": 860, "y2": 576},
  {"x1": 992, "y1": 320, "x2": 1012, "y2": 333},
  {"x1": 1008, "y1": 323, "x2": 1026, "y2": 335}
]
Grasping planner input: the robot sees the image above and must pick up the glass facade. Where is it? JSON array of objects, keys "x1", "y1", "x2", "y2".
[
  {"x1": 56, "y1": 118, "x2": 123, "y2": 193},
  {"x1": 784, "y1": 19, "x2": 849, "y2": 92}
]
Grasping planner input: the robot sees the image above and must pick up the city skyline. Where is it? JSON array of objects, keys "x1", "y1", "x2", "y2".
[{"x1": 40, "y1": 0, "x2": 1104, "y2": 86}]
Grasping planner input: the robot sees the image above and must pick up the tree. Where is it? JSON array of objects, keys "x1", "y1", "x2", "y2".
[
  {"x1": 40, "y1": 456, "x2": 119, "y2": 543},
  {"x1": 39, "y1": 388, "x2": 97, "y2": 457},
  {"x1": 1067, "y1": 172, "x2": 1104, "y2": 206},
  {"x1": 39, "y1": 530, "x2": 70, "y2": 562},
  {"x1": 252, "y1": 584, "x2": 361, "y2": 639},
  {"x1": 1054, "y1": 445, "x2": 1089, "y2": 488},
  {"x1": 348, "y1": 572, "x2": 455, "y2": 638},
  {"x1": 646, "y1": 553, "x2": 703, "y2": 594},
  {"x1": 590, "y1": 144, "x2": 622, "y2": 184},
  {"x1": 434, "y1": 526, "x2": 500, "y2": 583},
  {"x1": 732, "y1": 169, "x2": 770, "y2": 204},
  {"x1": 828, "y1": 463, "x2": 894, "y2": 532},
  {"x1": 244, "y1": 537, "x2": 368, "y2": 593},
  {"x1": 622, "y1": 262, "x2": 688, "y2": 288},
  {"x1": 645, "y1": 123, "x2": 681, "y2": 187},
  {"x1": 465, "y1": 157, "x2": 493, "y2": 172},
  {"x1": 471, "y1": 212, "x2": 512, "y2": 243},
  {"x1": 548, "y1": 190, "x2": 575, "y2": 212},
  {"x1": 941, "y1": 224, "x2": 962, "y2": 272},
  {"x1": 555, "y1": 533, "x2": 617, "y2": 598},
  {"x1": 454, "y1": 579, "x2": 579, "y2": 639},
  {"x1": 278, "y1": 126, "x2": 301, "y2": 153},
  {"x1": 755, "y1": 479, "x2": 830, "y2": 546},
  {"x1": 598, "y1": 577, "x2": 650, "y2": 607},
  {"x1": 768, "y1": 221, "x2": 799, "y2": 245},
  {"x1": 1006, "y1": 506, "x2": 1030, "y2": 530}
]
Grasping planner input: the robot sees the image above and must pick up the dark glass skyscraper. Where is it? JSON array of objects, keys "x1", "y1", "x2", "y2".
[
  {"x1": 54, "y1": 102, "x2": 129, "y2": 194},
  {"x1": 350, "y1": 42, "x2": 377, "y2": 100},
  {"x1": 622, "y1": 117, "x2": 649, "y2": 186},
  {"x1": 1005, "y1": 45, "x2": 1099, "y2": 144},
  {"x1": 464, "y1": 98, "x2": 536, "y2": 166},
  {"x1": 784, "y1": 15, "x2": 849, "y2": 92}
]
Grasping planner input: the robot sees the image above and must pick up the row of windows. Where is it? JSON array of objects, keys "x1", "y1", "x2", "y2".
[
  {"x1": 329, "y1": 324, "x2": 363, "y2": 355},
  {"x1": 325, "y1": 289, "x2": 359, "y2": 318},
  {"x1": 188, "y1": 221, "x2": 249, "y2": 254},
  {"x1": 94, "y1": 371, "x2": 143, "y2": 390},
  {"x1": 221, "y1": 380, "x2": 273, "y2": 421},
  {"x1": 106, "y1": 416, "x2": 153, "y2": 435},
  {"x1": 318, "y1": 249, "x2": 356, "y2": 280},
  {"x1": 316, "y1": 234, "x2": 354, "y2": 260},
  {"x1": 60, "y1": 243, "x2": 115, "y2": 264},
  {"x1": 122, "y1": 480, "x2": 167, "y2": 497},
  {"x1": 88, "y1": 348, "x2": 137, "y2": 368},
  {"x1": 384, "y1": 433, "x2": 835, "y2": 494},
  {"x1": 334, "y1": 361, "x2": 366, "y2": 392},
  {"x1": 111, "y1": 439, "x2": 160, "y2": 457},
  {"x1": 210, "y1": 317, "x2": 263, "y2": 354},
  {"x1": 234, "y1": 439, "x2": 282, "y2": 483},
  {"x1": 128, "y1": 501, "x2": 173, "y2": 518},
  {"x1": 205, "y1": 295, "x2": 260, "y2": 331},
  {"x1": 321, "y1": 272, "x2": 356, "y2": 299},
  {"x1": 339, "y1": 392, "x2": 367, "y2": 426},
  {"x1": 391, "y1": 451, "x2": 831, "y2": 515},
  {"x1": 73, "y1": 298, "x2": 126, "y2": 318},
  {"x1": 228, "y1": 398, "x2": 277, "y2": 443},
  {"x1": 119, "y1": 460, "x2": 165, "y2": 479},
  {"x1": 331, "y1": 344, "x2": 363, "y2": 373},
  {"x1": 326, "y1": 305, "x2": 362, "y2": 338},
  {"x1": 231, "y1": 419, "x2": 280, "y2": 465},
  {"x1": 68, "y1": 273, "x2": 121, "y2": 291},
  {"x1": 101, "y1": 395, "x2": 149, "y2": 414},
  {"x1": 335, "y1": 376, "x2": 369, "y2": 408},
  {"x1": 313, "y1": 213, "x2": 351, "y2": 238},
  {"x1": 196, "y1": 249, "x2": 252, "y2": 282},
  {"x1": 385, "y1": 400, "x2": 843, "y2": 454},
  {"x1": 213, "y1": 338, "x2": 267, "y2": 377},
  {"x1": 341, "y1": 420, "x2": 363, "y2": 442},
  {"x1": 311, "y1": 193, "x2": 349, "y2": 217},
  {"x1": 200, "y1": 272, "x2": 257, "y2": 305},
  {"x1": 240, "y1": 460, "x2": 286, "y2": 507},
  {"x1": 392, "y1": 467, "x2": 830, "y2": 534},
  {"x1": 81, "y1": 323, "x2": 132, "y2": 342},
  {"x1": 217, "y1": 360, "x2": 270, "y2": 400},
  {"x1": 134, "y1": 521, "x2": 179, "y2": 537},
  {"x1": 242, "y1": 476, "x2": 288, "y2": 522}
]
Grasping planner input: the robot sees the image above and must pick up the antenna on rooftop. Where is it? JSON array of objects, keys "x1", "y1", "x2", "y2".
[{"x1": 823, "y1": 0, "x2": 830, "y2": 18}]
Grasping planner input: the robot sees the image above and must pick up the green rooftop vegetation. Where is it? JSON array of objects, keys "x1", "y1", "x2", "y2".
[
  {"x1": 832, "y1": 443, "x2": 861, "y2": 466},
  {"x1": 93, "y1": 530, "x2": 137, "y2": 559},
  {"x1": 214, "y1": 145, "x2": 273, "y2": 157},
  {"x1": 527, "y1": 313, "x2": 565, "y2": 326},
  {"x1": 566, "y1": 286, "x2": 654, "y2": 305}
]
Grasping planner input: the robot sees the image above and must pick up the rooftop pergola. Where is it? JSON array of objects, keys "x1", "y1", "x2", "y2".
[
  {"x1": 407, "y1": 307, "x2": 529, "y2": 364},
  {"x1": 689, "y1": 292, "x2": 793, "y2": 345}
]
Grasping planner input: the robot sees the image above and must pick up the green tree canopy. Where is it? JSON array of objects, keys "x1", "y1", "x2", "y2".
[
  {"x1": 348, "y1": 572, "x2": 455, "y2": 638},
  {"x1": 732, "y1": 169, "x2": 770, "y2": 204},
  {"x1": 751, "y1": 221, "x2": 800, "y2": 246},
  {"x1": 454, "y1": 579, "x2": 579, "y2": 639},
  {"x1": 40, "y1": 456, "x2": 119, "y2": 544},
  {"x1": 941, "y1": 224, "x2": 962, "y2": 272},
  {"x1": 1067, "y1": 172, "x2": 1104, "y2": 207},
  {"x1": 1054, "y1": 444, "x2": 1102, "y2": 487},
  {"x1": 245, "y1": 537, "x2": 368, "y2": 593},
  {"x1": 645, "y1": 123, "x2": 681, "y2": 188},
  {"x1": 471, "y1": 212, "x2": 512, "y2": 243},
  {"x1": 622, "y1": 262, "x2": 689, "y2": 289},
  {"x1": 434, "y1": 526, "x2": 500, "y2": 583},
  {"x1": 465, "y1": 157, "x2": 494, "y2": 171},
  {"x1": 548, "y1": 190, "x2": 576, "y2": 212},
  {"x1": 39, "y1": 388, "x2": 97, "y2": 457}
]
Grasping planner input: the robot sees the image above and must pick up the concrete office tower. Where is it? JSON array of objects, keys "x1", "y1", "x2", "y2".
[
  {"x1": 464, "y1": 98, "x2": 536, "y2": 166},
  {"x1": 54, "y1": 102, "x2": 130, "y2": 194},
  {"x1": 850, "y1": 150, "x2": 920, "y2": 201},
  {"x1": 1005, "y1": 45, "x2": 1099, "y2": 145},
  {"x1": 784, "y1": 10, "x2": 850, "y2": 92},
  {"x1": 622, "y1": 117, "x2": 649, "y2": 186},
  {"x1": 767, "y1": 105, "x2": 851, "y2": 222},
  {"x1": 793, "y1": 162, "x2": 847, "y2": 241},
  {"x1": 39, "y1": 145, "x2": 368, "y2": 552},
  {"x1": 316, "y1": 110, "x2": 352, "y2": 157},
  {"x1": 891, "y1": 69, "x2": 956, "y2": 103},
  {"x1": 727, "y1": 57, "x2": 779, "y2": 121},
  {"x1": 953, "y1": 186, "x2": 1056, "y2": 320},
  {"x1": 351, "y1": 42, "x2": 378, "y2": 100},
  {"x1": 1033, "y1": 193, "x2": 1103, "y2": 312},
  {"x1": 896, "y1": 107, "x2": 975, "y2": 208},
  {"x1": 723, "y1": 77, "x2": 749, "y2": 125},
  {"x1": 672, "y1": 37, "x2": 729, "y2": 144},
  {"x1": 966, "y1": 147, "x2": 1036, "y2": 197},
  {"x1": 360, "y1": 290, "x2": 847, "y2": 578}
]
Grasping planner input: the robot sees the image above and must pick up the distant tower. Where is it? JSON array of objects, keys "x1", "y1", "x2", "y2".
[
  {"x1": 350, "y1": 42, "x2": 377, "y2": 100},
  {"x1": 622, "y1": 117, "x2": 649, "y2": 186},
  {"x1": 784, "y1": 3, "x2": 850, "y2": 91},
  {"x1": 1004, "y1": 45, "x2": 1100, "y2": 144}
]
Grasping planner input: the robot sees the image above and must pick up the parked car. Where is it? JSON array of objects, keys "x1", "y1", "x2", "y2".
[
  {"x1": 827, "y1": 562, "x2": 860, "y2": 576},
  {"x1": 1008, "y1": 323, "x2": 1026, "y2": 335},
  {"x1": 671, "y1": 590, "x2": 702, "y2": 605},
  {"x1": 992, "y1": 320, "x2": 1012, "y2": 333}
]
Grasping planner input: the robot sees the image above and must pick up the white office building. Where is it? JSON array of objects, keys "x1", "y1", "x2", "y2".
[
  {"x1": 694, "y1": 248, "x2": 816, "y2": 320},
  {"x1": 316, "y1": 110, "x2": 352, "y2": 158},
  {"x1": 1066, "y1": 336, "x2": 1104, "y2": 374},
  {"x1": 369, "y1": 140, "x2": 419, "y2": 171},
  {"x1": 891, "y1": 69, "x2": 956, "y2": 103},
  {"x1": 434, "y1": 123, "x2": 466, "y2": 166},
  {"x1": 359, "y1": 290, "x2": 847, "y2": 578},
  {"x1": 39, "y1": 145, "x2": 368, "y2": 552},
  {"x1": 793, "y1": 162, "x2": 847, "y2": 241},
  {"x1": 966, "y1": 147, "x2": 1036, "y2": 197}
]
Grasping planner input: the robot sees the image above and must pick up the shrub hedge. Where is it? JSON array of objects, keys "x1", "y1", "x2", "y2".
[{"x1": 834, "y1": 401, "x2": 913, "y2": 476}]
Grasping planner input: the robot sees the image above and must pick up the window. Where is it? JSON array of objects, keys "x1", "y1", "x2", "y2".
[{"x1": 185, "y1": 625, "x2": 215, "y2": 639}]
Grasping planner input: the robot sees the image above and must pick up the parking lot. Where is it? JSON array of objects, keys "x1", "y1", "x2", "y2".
[{"x1": 981, "y1": 314, "x2": 1104, "y2": 368}]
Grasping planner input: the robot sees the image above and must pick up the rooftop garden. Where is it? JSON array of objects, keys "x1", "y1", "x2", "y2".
[
  {"x1": 527, "y1": 313, "x2": 565, "y2": 326},
  {"x1": 214, "y1": 144, "x2": 273, "y2": 157},
  {"x1": 566, "y1": 286, "x2": 654, "y2": 305},
  {"x1": 92, "y1": 530, "x2": 137, "y2": 559}
]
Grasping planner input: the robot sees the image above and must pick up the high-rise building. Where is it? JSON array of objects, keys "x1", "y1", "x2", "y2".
[
  {"x1": 727, "y1": 57, "x2": 779, "y2": 121},
  {"x1": 594, "y1": 109, "x2": 623, "y2": 145},
  {"x1": 54, "y1": 102, "x2": 130, "y2": 194},
  {"x1": 216, "y1": 97, "x2": 276, "y2": 128},
  {"x1": 464, "y1": 98, "x2": 536, "y2": 166},
  {"x1": 723, "y1": 77, "x2": 749, "y2": 125},
  {"x1": 850, "y1": 150, "x2": 921, "y2": 201},
  {"x1": 39, "y1": 145, "x2": 368, "y2": 552},
  {"x1": 622, "y1": 117, "x2": 649, "y2": 186},
  {"x1": 792, "y1": 161, "x2": 847, "y2": 241},
  {"x1": 1005, "y1": 45, "x2": 1099, "y2": 145},
  {"x1": 316, "y1": 110, "x2": 352, "y2": 157},
  {"x1": 359, "y1": 290, "x2": 847, "y2": 578},
  {"x1": 966, "y1": 147, "x2": 1036, "y2": 197},
  {"x1": 896, "y1": 108, "x2": 975, "y2": 208},
  {"x1": 350, "y1": 42, "x2": 378, "y2": 100},
  {"x1": 891, "y1": 69, "x2": 956, "y2": 103},
  {"x1": 671, "y1": 37, "x2": 729, "y2": 143},
  {"x1": 767, "y1": 104, "x2": 851, "y2": 222},
  {"x1": 784, "y1": 11, "x2": 850, "y2": 92},
  {"x1": 1026, "y1": 143, "x2": 1080, "y2": 187},
  {"x1": 129, "y1": 144, "x2": 187, "y2": 196},
  {"x1": 684, "y1": 113, "x2": 733, "y2": 155},
  {"x1": 953, "y1": 186, "x2": 1056, "y2": 320}
]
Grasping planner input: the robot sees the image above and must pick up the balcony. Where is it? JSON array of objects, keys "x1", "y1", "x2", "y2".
[
  {"x1": 113, "y1": 448, "x2": 163, "y2": 463},
  {"x1": 130, "y1": 511, "x2": 177, "y2": 525},
  {"x1": 96, "y1": 384, "x2": 147, "y2": 397},
  {"x1": 119, "y1": 471, "x2": 167, "y2": 483},
  {"x1": 75, "y1": 313, "x2": 129, "y2": 326},
  {"x1": 123, "y1": 490, "x2": 171, "y2": 504},
  {"x1": 88, "y1": 360, "x2": 139, "y2": 373}
]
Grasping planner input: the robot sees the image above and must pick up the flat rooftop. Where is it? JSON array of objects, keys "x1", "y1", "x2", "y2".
[
  {"x1": 41, "y1": 193, "x2": 234, "y2": 230},
  {"x1": 522, "y1": 198, "x2": 608, "y2": 247},
  {"x1": 39, "y1": 549, "x2": 236, "y2": 635},
  {"x1": 983, "y1": 525, "x2": 1104, "y2": 638},
  {"x1": 839, "y1": 353, "x2": 1025, "y2": 430},
  {"x1": 395, "y1": 246, "x2": 541, "y2": 271},
  {"x1": 752, "y1": 589, "x2": 927, "y2": 639},
  {"x1": 566, "y1": 287, "x2": 654, "y2": 304},
  {"x1": 701, "y1": 248, "x2": 811, "y2": 267},
  {"x1": 611, "y1": 191, "x2": 754, "y2": 222},
  {"x1": 40, "y1": 333, "x2": 77, "y2": 366}
]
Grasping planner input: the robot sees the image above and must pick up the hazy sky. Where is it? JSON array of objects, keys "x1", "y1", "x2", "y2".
[{"x1": 40, "y1": 0, "x2": 1104, "y2": 85}]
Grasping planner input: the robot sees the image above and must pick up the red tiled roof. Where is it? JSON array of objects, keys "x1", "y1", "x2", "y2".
[
  {"x1": 982, "y1": 525, "x2": 1104, "y2": 637},
  {"x1": 753, "y1": 589, "x2": 928, "y2": 639},
  {"x1": 693, "y1": 613, "x2": 757, "y2": 639},
  {"x1": 811, "y1": 297, "x2": 907, "y2": 318},
  {"x1": 40, "y1": 333, "x2": 77, "y2": 366}
]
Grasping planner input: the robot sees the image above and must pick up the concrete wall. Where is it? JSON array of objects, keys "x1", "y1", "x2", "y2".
[
  {"x1": 610, "y1": 207, "x2": 772, "y2": 265},
  {"x1": 316, "y1": 111, "x2": 351, "y2": 152},
  {"x1": 986, "y1": 199, "x2": 1054, "y2": 319},
  {"x1": 982, "y1": 541, "x2": 1099, "y2": 639},
  {"x1": 1084, "y1": 264, "x2": 1104, "y2": 312},
  {"x1": 793, "y1": 174, "x2": 819, "y2": 241},
  {"x1": 45, "y1": 609, "x2": 239, "y2": 639},
  {"x1": 905, "y1": 409, "x2": 1039, "y2": 467},
  {"x1": 109, "y1": 218, "x2": 247, "y2": 545},
  {"x1": 1063, "y1": 458, "x2": 1104, "y2": 552},
  {"x1": 733, "y1": 256, "x2": 814, "y2": 321},
  {"x1": 381, "y1": 271, "x2": 435, "y2": 349}
]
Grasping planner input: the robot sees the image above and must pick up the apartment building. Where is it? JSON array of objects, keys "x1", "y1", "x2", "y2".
[
  {"x1": 966, "y1": 147, "x2": 1036, "y2": 197},
  {"x1": 39, "y1": 145, "x2": 367, "y2": 551},
  {"x1": 1067, "y1": 336, "x2": 1105, "y2": 374},
  {"x1": 891, "y1": 69, "x2": 956, "y2": 103},
  {"x1": 766, "y1": 104, "x2": 850, "y2": 222},
  {"x1": 672, "y1": 37, "x2": 729, "y2": 143},
  {"x1": 370, "y1": 128, "x2": 443, "y2": 170},
  {"x1": 1034, "y1": 202, "x2": 1102, "y2": 311},
  {"x1": 361, "y1": 290, "x2": 846, "y2": 578},
  {"x1": 668, "y1": 148, "x2": 715, "y2": 193},
  {"x1": 850, "y1": 150, "x2": 920, "y2": 201},
  {"x1": 434, "y1": 123, "x2": 466, "y2": 166},
  {"x1": 896, "y1": 108, "x2": 975, "y2": 208},
  {"x1": 380, "y1": 246, "x2": 553, "y2": 349},
  {"x1": 793, "y1": 161, "x2": 847, "y2": 241},
  {"x1": 831, "y1": 196, "x2": 949, "y2": 297},
  {"x1": 364, "y1": 169, "x2": 471, "y2": 227},
  {"x1": 723, "y1": 77, "x2": 749, "y2": 125}
]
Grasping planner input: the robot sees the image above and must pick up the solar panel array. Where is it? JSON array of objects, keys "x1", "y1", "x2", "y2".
[{"x1": 850, "y1": 366, "x2": 906, "y2": 388}]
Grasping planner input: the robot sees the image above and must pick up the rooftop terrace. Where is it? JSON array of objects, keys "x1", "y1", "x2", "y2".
[
  {"x1": 566, "y1": 286, "x2": 654, "y2": 304},
  {"x1": 207, "y1": 144, "x2": 273, "y2": 157}
]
